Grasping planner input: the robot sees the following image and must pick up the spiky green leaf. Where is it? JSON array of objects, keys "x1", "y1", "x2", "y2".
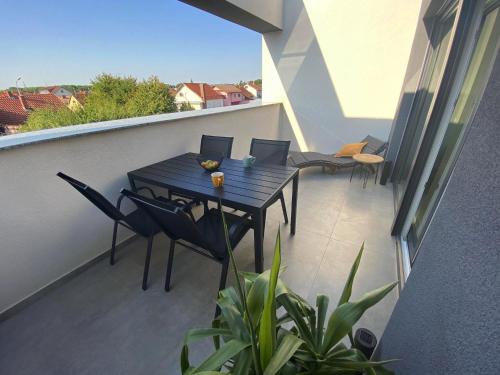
[
  {"x1": 263, "y1": 334, "x2": 304, "y2": 375},
  {"x1": 258, "y1": 229, "x2": 282, "y2": 369},
  {"x1": 322, "y1": 282, "x2": 397, "y2": 353},
  {"x1": 337, "y1": 243, "x2": 364, "y2": 307},
  {"x1": 195, "y1": 339, "x2": 250, "y2": 372},
  {"x1": 315, "y1": 295, "x2": 329, "y2": 347}
]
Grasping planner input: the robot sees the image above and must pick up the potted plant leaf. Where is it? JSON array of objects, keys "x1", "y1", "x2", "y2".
[{"x1": 180, "y1": 211, "x2": 398, "y2": 374}]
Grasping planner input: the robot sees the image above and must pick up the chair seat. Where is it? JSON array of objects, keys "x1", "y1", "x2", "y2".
[
  {"x1": 124, "y1": 196, "x2": 188, "y2": 237},
  {"x1": 288, "y1": 151, "x2": 357, "y2": 168},
  {"x1": 123, "y1": 209, "x2": 162, "y2": 237},
  {"x1": 195, "y1": 209, "x2": 251, "y2": 259}
]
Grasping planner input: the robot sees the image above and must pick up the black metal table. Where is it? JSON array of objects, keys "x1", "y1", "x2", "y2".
[{"x1": 127, "y1": 152, "x2": 299, "y2": 273}]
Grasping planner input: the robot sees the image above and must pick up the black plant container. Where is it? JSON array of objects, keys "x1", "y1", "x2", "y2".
[{"x1": 354, "y1": 327, "x2": 378, "y2": 359}]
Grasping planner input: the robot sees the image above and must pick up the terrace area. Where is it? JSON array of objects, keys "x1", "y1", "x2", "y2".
[{"x1": 0, "y1": 104, "x2": 397, "y2": 375}]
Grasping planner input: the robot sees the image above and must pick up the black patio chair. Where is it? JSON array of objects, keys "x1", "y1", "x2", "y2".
[
  {"x1": 250, "y1": 138, "x2": 291, "y2": 224},
  {"x1": 121, "y1": 189, "x2": 252, "y2": 311},
  {"x1": 168, "y1": 135, "x2": 234, "y2": 205},
  {"x1": 56, "y1": 172, "x2": 193, "y2": 291},
  {"x1": 200, "y1": 134, "x2": 234, "y2": 158}
]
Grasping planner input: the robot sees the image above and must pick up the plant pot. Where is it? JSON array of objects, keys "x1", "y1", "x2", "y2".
[{"x1": 354, "y1": 327, "x2": 377, "y2": 359}]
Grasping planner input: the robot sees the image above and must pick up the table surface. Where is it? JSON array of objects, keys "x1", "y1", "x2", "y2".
[
  {"x1": 353, "y1": 153, "x2": 384, "y2": 164},
  {"x1": 128, "y1": 153, "x2": 299, "y2": 212}
]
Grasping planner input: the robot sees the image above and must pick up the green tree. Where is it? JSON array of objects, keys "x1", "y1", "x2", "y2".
[
  {"x1": 254, "y1": 79, "x2": 262, "y2": 85},
  {"x1": 126, "y1": 76, "x2": 176, "y2": 116},
  {"x1": 20, "y1": 73, "x2": 179, "y2": 132},
  {"x1": 179, "y1": 102, "x2": 194, "y2": 112},
  {"x1": 22, "y1": 107, "x2": 84, "y2": 132},
  {"x1": 84, "y1": 73, "x2": 137, "y2": 121}
]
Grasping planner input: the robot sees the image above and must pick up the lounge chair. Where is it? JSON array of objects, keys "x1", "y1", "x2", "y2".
[{"x1": 287, "y1": 135, "x2": 387, "y2": 172}]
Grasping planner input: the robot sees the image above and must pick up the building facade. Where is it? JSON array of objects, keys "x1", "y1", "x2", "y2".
[
  {"x1": 213, "y1": 84, "x2": 250, "y2": 106},
  {"x1": 174, "y1": 83, "x2": 224, "y2": 110},
  {"x1": 244, "y1": 82, "x2": 261, "y2": 98},
  {"x1": 39, "y1": 86, "x2": 73, "y2": 97}
]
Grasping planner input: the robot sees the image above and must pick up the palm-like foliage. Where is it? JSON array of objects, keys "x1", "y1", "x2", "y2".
[{"x1": 180, "y1": 210, "x2": 398, "y2": 374}]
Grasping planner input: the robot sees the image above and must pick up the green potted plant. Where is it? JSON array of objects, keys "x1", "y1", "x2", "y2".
[{"x1": 180, "y1": 212, "x2": 398, "y2": 374}]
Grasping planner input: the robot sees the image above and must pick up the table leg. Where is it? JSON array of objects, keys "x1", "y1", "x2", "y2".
[
  {"x1": 363, "y1": 166, "x2": 368, "y2": 189},
  {"x1": 350, "y1": 165, "x2": 357, "y2": 182},
  {"x1": 375, "y1": 164, "x2": 380, "y2": 185},
  {"x1": 262, "y1": 209, "x2": 267, "y2": 237},
  {"x1": 253, "y1": 210, "x2": 264, "y2": 273},
  {"x1": 291, "y1": 174, "x2": 299, "y2": 235}
]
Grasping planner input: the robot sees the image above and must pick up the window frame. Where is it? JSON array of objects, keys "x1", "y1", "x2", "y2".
[{"x1": 391, "y1": 0, "x2": 493, "y2": 280}]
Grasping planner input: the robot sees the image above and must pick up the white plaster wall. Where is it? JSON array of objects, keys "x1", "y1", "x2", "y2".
[
  {"x1": 244, "y1": 85, "x2": 259, "y2": 98},
  {"x1": 206, "y1": 99, "x2": 224, "y2": 108},
  {"x1": 262, "y1": 0, "x2": 421, "y2": 152},
  {"x1": 174, "y1": 86, "x2": 203, "y2": 108},
  {"x1": 0, "y1": 103, "x2": 280, "y2": 313}
]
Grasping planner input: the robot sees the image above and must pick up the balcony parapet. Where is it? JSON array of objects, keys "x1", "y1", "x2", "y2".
[{"x1": 0, "y1": 101, "x2": 279, "y2": 151}]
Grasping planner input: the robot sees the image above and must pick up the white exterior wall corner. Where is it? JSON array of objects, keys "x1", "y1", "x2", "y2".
[{"x1": 262, "y1": 0, "x2": 422, "y2": 152}]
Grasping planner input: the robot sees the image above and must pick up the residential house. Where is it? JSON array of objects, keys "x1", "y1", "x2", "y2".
[
  {"x1": 244, "y1": 82, "x2": 261, "y2": 98},
  {"x1": 213, "y1": 84, "x2": 250, "y2": 106},
  {"x1": 39, "y1": 86, "x2": 73, "y2": 97},
  {"x1": 0, "y1": 91, "x2": 65, "y2": 134},
  {"x1": 67, "y1": 91, "x2": 87, "y2": 112},
  {"x1": 174, "y1": 83, "x2": 224, "y2": 110},
  {"x1": 238, "y1": 85, "x2": 254, "y2": 101},
  {"x1": 168, "y1": 87, "x2": 177, "y2": 97},
  {"x1": 0, "y1": 95, "x2": 27, "y2": 135}
]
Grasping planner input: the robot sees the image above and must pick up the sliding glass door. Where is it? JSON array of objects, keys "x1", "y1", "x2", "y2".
[
  {"x1": 393, "y1": 4, "x2": 459, "y2": 204},
  {"x1": 406, "y1": 4, "x2": 500, "y2": 263}
]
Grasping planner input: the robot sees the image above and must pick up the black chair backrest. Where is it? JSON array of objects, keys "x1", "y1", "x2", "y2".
[
  {"x1": 200, "y1": 135, "x2": 234, "y2": 158},
  {"x1": 121, "y1": 189, "x2": 216, "y2": 254},
  {"x1": 57, "y1": 172, "x2": 125, "y2": 222},
  {"x1": 362, "y1": 135, "x2": 387, "y2": 155},
  {"x1": 250, "y1": 138, "x2": 291, "y2": 166}
]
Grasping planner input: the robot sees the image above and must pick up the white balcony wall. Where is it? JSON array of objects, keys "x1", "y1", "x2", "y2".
[
  {"x1": 0, "y1": 103, "x2": 280, "y2": 314},
  {"x1": 262, "y1": 0, "x2": 422, "y2": 152}
]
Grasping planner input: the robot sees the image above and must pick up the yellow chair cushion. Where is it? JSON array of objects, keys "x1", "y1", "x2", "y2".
[{"x1": 335, "y1": 142, "x2": 368, "y2": 157}]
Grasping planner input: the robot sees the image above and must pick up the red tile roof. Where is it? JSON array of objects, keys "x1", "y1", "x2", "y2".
[
  {"x1": 213, "y1": 84, "x2": 242, "y2": 94},
  {"x1": 0, "y1": 97, "x2": 28, "y2": 126},
  {"x1": 0, "y1": 93, "x2": 65, "y2": 127},
  {"x1": 184, "y1": 83, "x2": 224, "y2": 101},
  {"x1": 238, "y1": 86, "x2": 254, "y2": 99},
  {"x1": 21, "y1": 93, "x2": 66, "y2": 110},
  {"x1": 40, "y1": 86, "x2": 61, "y2": 94}
]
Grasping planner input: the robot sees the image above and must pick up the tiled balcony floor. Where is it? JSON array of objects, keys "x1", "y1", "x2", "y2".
[{"x1": 0, "y1": 168, "x2": 398, "y2": 375}]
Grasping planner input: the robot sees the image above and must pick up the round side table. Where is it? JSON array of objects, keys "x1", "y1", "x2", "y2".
[{"x1": 350, "y1": 154, "x2": 384, "y2": 188}]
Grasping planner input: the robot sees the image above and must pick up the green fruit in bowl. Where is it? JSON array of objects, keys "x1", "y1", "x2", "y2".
[{"x1": 201, "y1": 160, "x2": 219, "y2": 170}]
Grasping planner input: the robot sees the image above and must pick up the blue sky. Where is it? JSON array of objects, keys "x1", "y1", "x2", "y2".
[{"x1": 0, "y1": 0, "x2": 261, "y2": 89}]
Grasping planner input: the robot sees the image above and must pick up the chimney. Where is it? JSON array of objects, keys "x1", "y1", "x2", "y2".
[
  {"x1": 17, "y1": 93, "x2": 27, "y2": 111},
  {"x1": 199, "y1": 83, "x2": 206, "y2": 107}
]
